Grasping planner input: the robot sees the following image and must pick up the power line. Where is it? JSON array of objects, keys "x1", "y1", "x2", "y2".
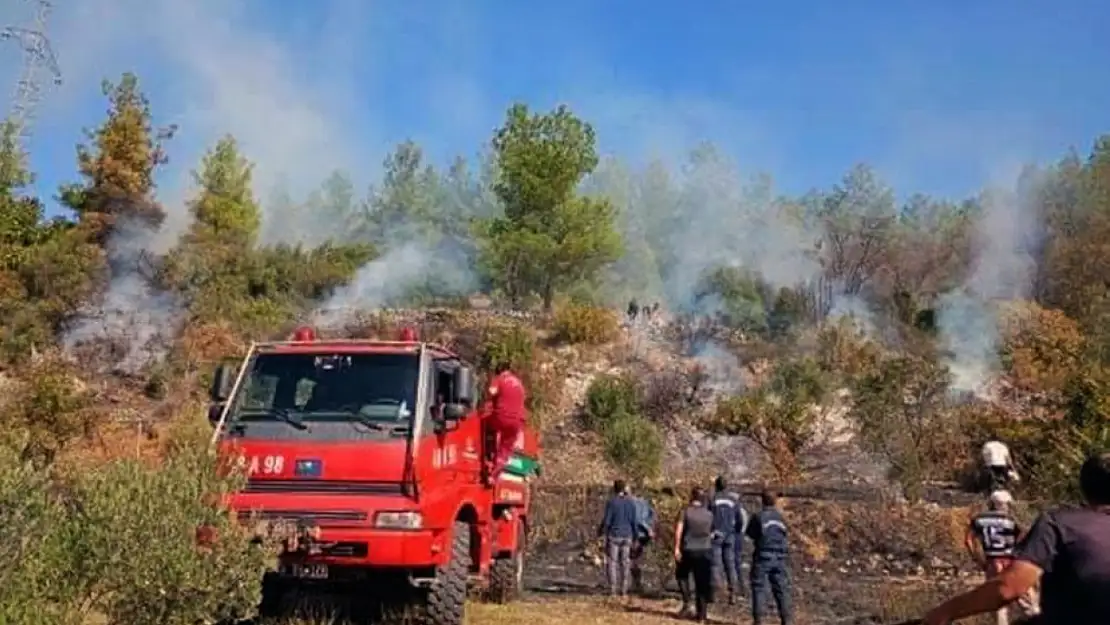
[{"x1": 1, "y1": 0, "x2": 62, "y2": 144}]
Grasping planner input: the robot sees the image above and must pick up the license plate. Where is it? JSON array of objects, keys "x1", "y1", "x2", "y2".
[{"x1": 288, "y1": 563, "x2": 328, "y2": 580}]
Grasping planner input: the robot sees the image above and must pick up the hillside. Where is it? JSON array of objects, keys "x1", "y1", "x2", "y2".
[{"x1": 0, "y1": 71, "x2": 1107, "y2": 625}]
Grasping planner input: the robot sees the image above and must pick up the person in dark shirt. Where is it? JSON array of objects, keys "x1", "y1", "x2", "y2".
[
  {"x1": 923, "y1": 452, "x2": 1110, "y2": 625},
  {"x1": 710, "y1": 475, "x2": 746, "y2": 604},
  {"x1": 674, "y1": 486, "x2": 715, "y2": 622},
  {"x1": 746, "y1": 490, "x2": 792, "y2": 625},
  {"x1": 598, "y1": 479, "x2": 639, "y2": 598}
]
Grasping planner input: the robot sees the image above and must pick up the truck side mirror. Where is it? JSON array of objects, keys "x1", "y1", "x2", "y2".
[
  {"x1": 208, "y1": 403, "x2": 225, "y2": 427},
  {"x1": 454, "y1": 366, "x2": 475, "y2": 406},
  {"x1": 211, "y1": 364, "x2": 234, "y2": 402}
]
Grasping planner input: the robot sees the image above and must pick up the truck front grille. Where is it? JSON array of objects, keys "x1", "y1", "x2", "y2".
[
  {"x1": 243, "y1": 479, "x2": 404, "y2": 495},
  {"x1": 237, "y1": 509, "x2": 368, "y2": 526}
]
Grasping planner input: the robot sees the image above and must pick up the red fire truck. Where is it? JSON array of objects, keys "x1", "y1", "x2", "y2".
[{"x1": 207, "y1": 326, "x2": 540, "y2": 625}]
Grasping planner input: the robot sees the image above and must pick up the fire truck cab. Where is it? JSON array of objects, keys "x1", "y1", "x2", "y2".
[{"x1": 208, "y1": 326, "x2": 539, "y2": 625}]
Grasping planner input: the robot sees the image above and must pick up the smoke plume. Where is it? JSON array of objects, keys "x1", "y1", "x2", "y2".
[
  {"x1": 63, "y1": 219, "x2": 183, "y2": 374},
  {"x1": 937, "y1": 184, "x2": 1039, "y2": 395},
  {"x1": 312, "y1": 239, "x2": 478, "y2": 329}
]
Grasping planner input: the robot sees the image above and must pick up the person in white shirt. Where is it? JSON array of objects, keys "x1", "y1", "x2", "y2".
[{"x1": 981, "y1": 440, "x2": 1019, "y2": 492}]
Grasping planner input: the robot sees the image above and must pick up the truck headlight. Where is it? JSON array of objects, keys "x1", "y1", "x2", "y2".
[{"x1": 374, "y1": 511, "x2": 423, "y2": 530}]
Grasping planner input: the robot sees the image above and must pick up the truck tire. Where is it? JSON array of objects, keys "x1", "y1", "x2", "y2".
[
  {"x1": 258, "y1": 572, "x2": 289, "y2": 619},
  {"x1": 420, "y1": 520, "x2": 471, "y2": 625},
  {"x1": 486, "y1": 521, "x2": 525, "y2": 603}
]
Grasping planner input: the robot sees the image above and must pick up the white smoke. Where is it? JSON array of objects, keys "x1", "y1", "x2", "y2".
[
  {"x1": 312, "y1": 239, "x2": 478, "y2": 328},
  {"x1": 63, "y1": 219, "x2": 183, "y2": 374},
  {"x1": 937, "y1": 183, "x2": 1039, "y2": 395}
]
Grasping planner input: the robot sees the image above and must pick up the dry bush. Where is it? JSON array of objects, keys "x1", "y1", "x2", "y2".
[
  {"x1": 553, "y1": 304, "x2": 620, "y2": 345},
  {"x1": 439, "y1": 321, "x2": 485, "y2": 363},
  {"x1": 178, "y1": 320, "x2": 245, "y2": 367},
  {"x1": 336, "y1": 310, "x2": 397, "y2": 340},
  {"x1": 638, "y1": 368, "x2": 696, "y2": 426},
  {"x1": 812, "y1": 317, "x2": 883, "y2": 383},
  {"x1": 528, "y1": 354, "x2": 566, "y2": 429},
  {"x1": 530, "y1": 485, "x2": 598, "y2": 547},
  {"x1": 999, "y1": 300, "x2": 1085, "y2": 396},
  {"x1": 794, "y1": 499, "x2": 971, "y2": 563},
  {"x1": 876, "y1": 582, "x2": 992, "y2": 625}
]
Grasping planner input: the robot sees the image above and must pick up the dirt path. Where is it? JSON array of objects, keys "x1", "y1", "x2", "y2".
[{"x1": 465, "y1": 593, "x2": 923, "y2": 625}]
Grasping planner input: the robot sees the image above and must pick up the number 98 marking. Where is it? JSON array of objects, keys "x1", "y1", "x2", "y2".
[{"x1": 249, "y1": 455, "x2": 285, "y2": 475}]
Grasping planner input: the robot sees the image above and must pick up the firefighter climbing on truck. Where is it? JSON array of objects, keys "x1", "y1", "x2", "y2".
[
  {"x1": 480, "y1": 360, "x2": 528, "y2": 485},
  {"x1": 206, "y1": 325, "x2": 541, "y2": 625}
]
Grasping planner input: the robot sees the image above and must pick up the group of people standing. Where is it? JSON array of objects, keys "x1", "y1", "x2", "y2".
[{"x1": 598, "y1": 477, "x2": 793, "y2": 624}]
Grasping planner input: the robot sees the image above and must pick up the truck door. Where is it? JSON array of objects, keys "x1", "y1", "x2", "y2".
[{"x1": 431, "y1": 359, "x2": 481, "y2": 482}]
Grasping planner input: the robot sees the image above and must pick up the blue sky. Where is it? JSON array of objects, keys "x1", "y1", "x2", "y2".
[{"x1": 2, "y1": 0, "x2": 1108, "y2": 220}]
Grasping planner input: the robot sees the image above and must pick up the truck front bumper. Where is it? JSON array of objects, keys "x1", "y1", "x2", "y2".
[{"x1": 265, "y1": 524, "x2": 451, "y2": 569}]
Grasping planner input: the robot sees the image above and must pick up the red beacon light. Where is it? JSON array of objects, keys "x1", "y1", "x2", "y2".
[
  {"x1": 398, "y1": 327, "x2": 418, "y2": 342},
  {"x1": 291, "y1": 326, "x2": 317, "y2": 342}
]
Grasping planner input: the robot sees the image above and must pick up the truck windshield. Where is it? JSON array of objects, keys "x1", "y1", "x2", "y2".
[{"x1": 225, "y1": 352, "x2": 419, "y2": 441}]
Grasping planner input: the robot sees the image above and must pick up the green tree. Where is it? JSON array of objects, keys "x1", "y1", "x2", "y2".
[
  {"x1": 0, "y1": 122, "x2": 98, "y2": 361},
  {"x1": 161, "y1": 136, "x2": 261, "y2": 301},
  {"x1": 161, "y1": 136, "x2": 279, "y2": 332},
  {"x1": 362, "y1": 140, "x2": 443, "y2": 245},
  {"x1": 479, "y1": 103, "x2": 621, "y2": 309},
  {"x1": 162, "y1": 136, "x2": 374, "y2": 336},
  {"x1": 815, "y1": 164, "x2": 896, "y2": 296},
  {"x1": 189, "y1": 135, "x2": 261, "y2": 246},
  {"x1": 695, "y1": 266, "x2": 768, "y2": 334},
  {"x1": 303, "y1": 170, "x2": 362, "y2": 245}
]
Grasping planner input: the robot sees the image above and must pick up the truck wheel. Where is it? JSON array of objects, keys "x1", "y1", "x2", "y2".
[
  {"x1": 258, "y1": 572, "x2": 290, "y2": 619},
  {"x1": 420, "y1": 520, "x2": 471, "y2": 625},
  {"x1": 486, "y1": 521, "x2": 525, "y2": 603}
]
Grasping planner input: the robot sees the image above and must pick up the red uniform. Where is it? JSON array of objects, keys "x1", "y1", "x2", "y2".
[{"x1": 482, "y1": 370, "x2": 527, "y2": 481}]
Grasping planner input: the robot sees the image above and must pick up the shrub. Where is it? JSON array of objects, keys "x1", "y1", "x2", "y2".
[
  {"x1": 0, "y1": 444, "x2": 83, "y2": 625},
  {"x1": 66, "y1": 412, "x2": 273, "y2": 625},
  {"x1": 849, "y1": 353, "x2": 963, "y2": 500},
  {"x1": 702, "y1": 358, "x2": 828, "y2": 484},
  {"x1": 4, "y1": 355, "x2": 93, "y2": 468},
  {"x1": 0, "y1": 408, "x2": 273, "y2": 625},
  {"x1": 639, "y1": 368, "x2": 695, "y2": 425},
  {"x1": 813, "y1": 317, "x2": 882, "y2": 384},
  {"x1": 601, "y1": 414, "x2": 664, "y2": 485},
  {"x1": 553, "y1": 304, "x2": 619, "y2": 345},
  {"x1": 478, "y1": 323, "x2": 535, "y2": 374},
  {"x1": 476, "y1": 322, "x2": 561, "y2": 416},
  {"x1": 583, "y1": 373, "x2": 640, "y2": 432}
]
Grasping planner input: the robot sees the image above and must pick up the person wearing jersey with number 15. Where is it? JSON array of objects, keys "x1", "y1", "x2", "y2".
[
  {"x1": 966, "y1": 490, "x2": 1036, "y2": 625},
  {"x1": 923, "y1": 453, "x2": 1110, "y2": 625},
  {"x1": 479, "y1": 361, "x2": 527, "y2": 484}
]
